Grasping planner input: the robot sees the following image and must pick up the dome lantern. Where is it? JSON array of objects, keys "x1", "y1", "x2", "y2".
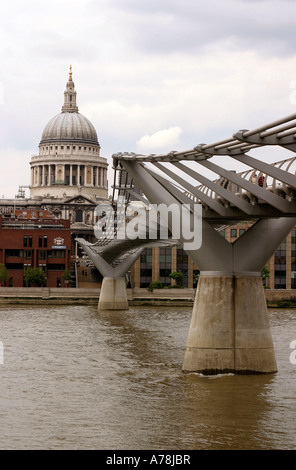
[
  {"x1": 62, "y1": 65, "x2": 79, "y2": 113},
  {"x1": 39, "y1": 67, "x2": 99, "y2": 146}
]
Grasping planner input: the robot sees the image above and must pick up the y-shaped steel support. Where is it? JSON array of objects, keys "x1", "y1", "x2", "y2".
[
  {"x1": 77, "y1": 241, "x2": 144, "y2": 310},
  {"x1": 123, "y1": 160, "x2": 296, "y2": 374}
]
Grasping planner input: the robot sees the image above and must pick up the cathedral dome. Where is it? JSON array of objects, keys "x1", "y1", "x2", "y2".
[
  {"x1": 30, "y1": 66, "x2": 108, "y2": 203},
  {"x1": 39, "y1": 66, "x2": 99, "y2": 146},
  {"x1": 40, "y1": 112, "x2": 99, "y2": 145}
]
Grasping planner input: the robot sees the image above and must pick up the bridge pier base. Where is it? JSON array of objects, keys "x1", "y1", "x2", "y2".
[
  {"x1": 182, "y1": 273, "x2": 277, "y2": 375},
  {"x1": 98, "y1": 277, "x2": 129, "y2": 310}
]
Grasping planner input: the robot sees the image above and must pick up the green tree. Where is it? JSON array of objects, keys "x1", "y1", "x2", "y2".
[
  {"x1": 148, "y1": 280, "x2": 163, "y2": 292},
  {"x1": 261, "y1": 265, "x2": 270, "y2": 281},
  {"x1": 0, "y1": 264, "x2": 10, "y2": 287},
  {"x1": 62, "y1": 268, "x2": 72, "y2": 287},
  {"x1": 169, "y1": 271, "x2": 184, "y2": 287},
  {"x1": 24, "y1": 267, "x2": 46, "y2": 287}
]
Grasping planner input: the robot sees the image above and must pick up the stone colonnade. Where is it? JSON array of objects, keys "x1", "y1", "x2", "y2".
[{"x1": 31, "y1": 164, "x2": 107, "y2": 188}]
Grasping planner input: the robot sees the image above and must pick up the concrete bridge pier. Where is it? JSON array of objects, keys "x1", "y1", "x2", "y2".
[
  {"x1": 76, "y1": 239, "x2": 144, "y2": 311},
  {"x1": 98, "y1": 277, "x2": 129, "y2": 310},
  {"x1": 182, "y1": 272, "x2": 277, "y2": 374},
  {"x1": 182, "y1": 217, "x2": 296, "y2": 375}
]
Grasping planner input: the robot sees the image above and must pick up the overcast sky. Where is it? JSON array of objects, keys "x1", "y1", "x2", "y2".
[{"x1": 1, "y1": 0, "x2": 296, "y2": 198}]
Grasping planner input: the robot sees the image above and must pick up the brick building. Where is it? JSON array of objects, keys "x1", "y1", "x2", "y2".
[{"x1": 0, "y1": 209, "x2": 71, "y2": 287}]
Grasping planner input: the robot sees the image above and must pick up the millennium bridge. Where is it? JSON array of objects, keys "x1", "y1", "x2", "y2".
[{"x1": 77, "y1": 111, "x2": 296, "y2": 375}]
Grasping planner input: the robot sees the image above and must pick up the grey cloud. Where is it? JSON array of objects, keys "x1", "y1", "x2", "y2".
[
  {"x1": 102, "y1": 0, "x2": 296, "y2": 57},
  {"x1": 28, "y1": 31, "x2": 98, "y2": 61}
]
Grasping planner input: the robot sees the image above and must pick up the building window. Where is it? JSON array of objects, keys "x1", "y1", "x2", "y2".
[
  {"x1": 231, "y1": 229, "x2": 237, "y2": 238},
  {"x1": 44, "y1": 236, "x2": 48, "y2": 248},
  {"x1": 39, "y1": 250, "x2": 47, "y2": 260},
  {"x1": 140, "y1": 248, "x2": 152, "y2": 288},
  {"x1": 177, "y1": 247, "x2": 188, "y2": 287},
  {"x1": 47, "y1": 264, "x2": 65, "y2": 271},
  {"x1": 23, "y1": 236, "x2": 27, "y2": 247},
  {"x1": 239, "y1": 229, "x2": 245, "y2": 236},
  {"x1": 24, "y1": 250, "x2": 32, "y2": 260},
  {"x1": 47, "y1": 250, "x2": 65, "y2": 258},
  {"x1": 28, "y1": 236, "x2": 32, "y2": 247},
  {"x1": 274, "y1": 240, "x2": 286, "y2": 289},
  {"x1": 159, "y1": 247, "x2": 172, "y2": 286},
  {"x1": 5, "y1": 249, "x2": 21, "y2": 257},
  {"x1": 76, "y1": 210, "x2": 83, "y2": 223},
  {"x1": 6, "y1": 263, "x2": 24, "y2": 270},
  {"x1": 39, "y1": 236, "x2": 43, "y2": 248}
]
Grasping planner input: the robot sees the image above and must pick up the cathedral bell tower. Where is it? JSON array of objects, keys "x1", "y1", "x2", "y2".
[{"x1": 61, "y1": 66, "x2": 79, "y2": 113}]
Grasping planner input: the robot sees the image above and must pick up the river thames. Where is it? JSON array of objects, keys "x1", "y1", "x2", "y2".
[{"x1": 0, "y1": 304, "x2": 295, "y2": 450}]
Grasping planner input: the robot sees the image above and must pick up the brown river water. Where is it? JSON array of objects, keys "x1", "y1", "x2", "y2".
[{"x1": 0, "y1": 305, "x2": 295, "y2": 450}]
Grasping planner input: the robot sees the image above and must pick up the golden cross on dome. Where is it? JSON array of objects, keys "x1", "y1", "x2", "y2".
[{"x1": 69, "y1": 65, "x2": 72, "y2": 81}]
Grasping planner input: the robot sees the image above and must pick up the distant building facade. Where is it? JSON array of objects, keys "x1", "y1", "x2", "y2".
[{"x1": 0, "y1": 209, "x2": 71, "y2": 287}]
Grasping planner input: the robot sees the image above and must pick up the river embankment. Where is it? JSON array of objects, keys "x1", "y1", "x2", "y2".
[{"x1": 0, "y1": 287, "x2": 295, "y2": 308}]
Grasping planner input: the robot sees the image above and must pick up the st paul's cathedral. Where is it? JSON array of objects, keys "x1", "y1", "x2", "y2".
[{"x1": 0, "y1": 67, "x2": 109, "y2": 257}]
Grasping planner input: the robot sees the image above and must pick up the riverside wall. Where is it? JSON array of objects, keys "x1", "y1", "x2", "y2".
[{"x1": 0, "y1": 287, "x2": 295, "y2": 307}]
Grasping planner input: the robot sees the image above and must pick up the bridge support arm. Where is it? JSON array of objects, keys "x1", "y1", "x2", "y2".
[
  {"x1": 122, "y1": 160, "x2": 232, "y2": 271},
  {"x1": 233, "y1": 217, "x2": 296, "y2": 272}
]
